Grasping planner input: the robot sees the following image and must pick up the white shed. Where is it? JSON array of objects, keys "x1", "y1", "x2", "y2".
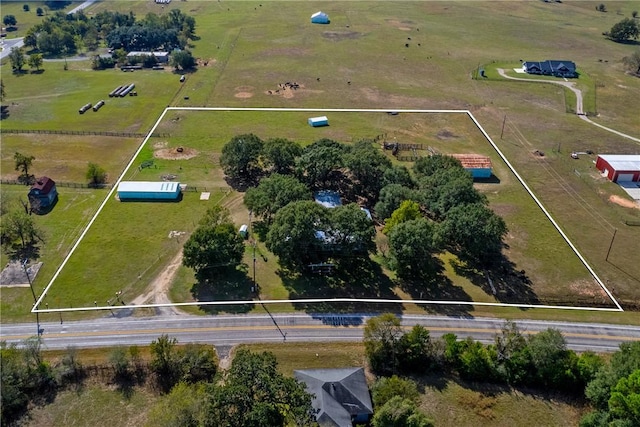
[{"x1": 308, "y1": 116, "x2": 329, "y2": 127}]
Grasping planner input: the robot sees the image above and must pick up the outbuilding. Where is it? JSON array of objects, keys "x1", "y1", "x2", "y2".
[
  {"x1": 451, "y1": 154, "x2": 493, "y2": 179},
  {"x1": 308, "y1": 116, "x2": 329, "y2": 127},
  {"x1": 596, "y1": 154, "x2": 640, "y2": 183},
  {"x1": 28, "y1": 176, "x2": 58, "y2": 212},
  {"x1": 311, "y1": 11, "x2": 330, "y2": 24},
  {"x1": 126, "y1": 51, "x2": 170, "y2": 63},
  {"x1": 117, "y1": 181, "x2": 182, "y2": 201}
]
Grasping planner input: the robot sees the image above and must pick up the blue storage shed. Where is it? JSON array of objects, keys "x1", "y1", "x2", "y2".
[
  {"x1": 117, "y1": 181, "x2": 182, "y2": 201},
  {"x1": 311, "y1": 11, "x2": 330, "y2": 24},
  {"x1": 308, "y1": 116, "x2": 329, "y2": 127},
  {"x1": 314, "y1": 190, "x2": 341, "y2": 208}
]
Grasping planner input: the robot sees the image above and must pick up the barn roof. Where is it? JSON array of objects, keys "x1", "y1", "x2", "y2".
[
  {"x1": 30, "y1": 176, "x2": 56, "y2": 194},
  {"x1": 598, "y1": 155, "x2": 640, "y2": 171},
  {"x1": 451, "y1": 154, "x2": 492, "y2": 169},
  {"x1": 117, "y1": 181, "x2": 180, "y2": 193}
]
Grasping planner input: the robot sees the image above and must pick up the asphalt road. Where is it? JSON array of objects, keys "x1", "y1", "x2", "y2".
[{"x1": 1, "y1": 314, "x2": 638, "y2": 353}]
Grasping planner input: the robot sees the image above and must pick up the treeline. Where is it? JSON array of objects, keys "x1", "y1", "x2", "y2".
[
  {"x1": 23, "y1": 8, "x2": 196, "y2": 56},
  {"x1": 221, "y1": 134, "x2": 506, "y2": 276},
  {"x1": 363, "y1": 314, "x2": 640, "y2": 427},
  {"x1": 0, "y1": 335, "x2": 315, "y2": 427}
]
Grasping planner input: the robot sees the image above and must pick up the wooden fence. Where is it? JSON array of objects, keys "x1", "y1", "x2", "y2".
[{"x1": 0, "y1": 129, "x2": 170, "y2": 138}]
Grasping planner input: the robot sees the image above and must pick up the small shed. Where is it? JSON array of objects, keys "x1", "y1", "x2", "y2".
[
  {"x1": 596, "y1": 154, "x2": 640, "y2": 183},
  {"x1": 451, "y1": 154, "x2": 493, "y2": 179},
  {"x1": 311, "y1": 11, "x2": 330, "y2": 24},
  {"x1": 308, "y1": 116, "x2": 329, "y2": 127},
  {"x1": 239, "y1": 224, "x2": 249, "y2": 239},
  {"x1": 117, "y1": 181, "x2": 182, "y2": 201},
  {"x1": 29, "y1": 176, "x2": 58, "y2": 211}
]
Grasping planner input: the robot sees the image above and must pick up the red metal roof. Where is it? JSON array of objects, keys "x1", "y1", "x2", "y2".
[
  {"x1": 30, "y1": 176, "x2": 56, "y2": 194},
  {"x1": 451, "y1": 154, "x2": 492, "y2": 169}
]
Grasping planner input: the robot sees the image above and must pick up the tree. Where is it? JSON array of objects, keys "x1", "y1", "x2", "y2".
[
  {"x1": 220, "y1": 134, "x2": 264, "y2": 184},
  {"x1": 86, "y1": 162, "x2": 107, "y2": 186},
  {"x1": 372, "y1": 396, "x2": 434, "y2": 427},
  {"x1": 296, "y1": 143, "x2": 345, "y2": 188},
  {"x1": 202, "y1": 349, "x2": 315, "y2": 427},
  {"x1": 9, "y1": 47, "x2": 26, "y2": 72},
  {"x1": 363, "y1": 313, "x2": 404, "y2": 375},
  {"x1": 608, "y1": 18, "x2": 640, "y2": 42},
  {"x1": 435, "y1": 202, "x2": 507, "y2": 266},
  {"x1": 398, "y1": 325, "x2": 433, "y2": 374},
  {"x1": 375, "y1": 184, "x2": 419, "y2": 221},
  {"x1": 14, "y1": 152, "x2": 35, "y2": 183},
  {"x1": 343, "y1": 140, "x2": 392, "y2": 202},
  {"x1": 413, "y1": 154, "x2": 464, "y2": 178},
  {"x1": 387, "y1": 218, "x2": 440, "y2": 280},
  {"x1": 382, "y1": 165, "x2": 415, "y2": 189},
  {"x1": 493, "y1": 321, "x2": 533, "y2": 385},
  {"x1": 0, "y1": 210, "x2": 45, "y2": 260},
  {"x1": 182, "y1": 206, "x2": 245, "y2": 280},
  {"x1": 3, "y1": 15, "x2": 17, "y2": 27},
  {"x1": 417, "y1": 167, "x2": 486, "y2": 220},
  {"x1": 383, "y1": 200, "x2": 422, "y2": 234},
  {"x1": 36, "y1": 7, "x2": 44, "y2": 16},
  {"x1": 596, "y1": 3, "x2": 607, "y2": 12},
  {"x1": 457, "y1": 338, "x2": 498, "y2": 381},
  {"x1": 262, "y1": 138, "x2": 303, "y2": 174},
  {"x1": 586, "y1": 342, "x2": 640, "y2": 410},
  {"x1": 28, "y1": 53, "x2": 44, "y2": 72},
  {"x1": 371, "y1": 375, "x2": 420, "y2": 408},
  {"x1": 623, "y1": 50, "x2": 640, "y2": 75},
  {"x1": 150, "y1": 334, "x2": 180, "y2": 392},
  {"x1": 528, "y1": 328, "x2": 578, "y2": 389},
  {"x1": 244, "y1": 174, "x2": 310, "y2": 224},
  {"x1": 608, "y1": 369, "x2": 640, "y2": 425},
  {"x1": 23, "y1": 5, "x2": 30, "y2": 12},
  {"x1": 265, "y1": 200, "x2": 329, "y2": 270},
  {"x1": 178, "y1": 344, "x2": 218, "y2": 384},
  {"x1": 170, "y1": 49, "x2": 196, "y2": 70}
]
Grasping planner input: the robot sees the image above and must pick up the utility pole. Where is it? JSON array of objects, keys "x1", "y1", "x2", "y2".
[
  {"x1": 22, "y1": 259, "x2": 40, "y2": 335},
  {"x1": 606, "y1": 228, "x2": 617, "y2": 262}
]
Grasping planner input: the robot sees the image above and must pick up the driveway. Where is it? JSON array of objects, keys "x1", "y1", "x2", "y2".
[{"x1": 497, "y1": 68, "x2": 639, "y2": 144}]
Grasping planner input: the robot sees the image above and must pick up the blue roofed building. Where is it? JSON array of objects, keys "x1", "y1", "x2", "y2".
[{"x1": 117, "y1": 181, "x2": 182, "y2": 201}]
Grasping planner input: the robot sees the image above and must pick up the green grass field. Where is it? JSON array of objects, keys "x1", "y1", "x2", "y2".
[{"x1": 2, "y1": 1, "x2": 640, "y2": 322}]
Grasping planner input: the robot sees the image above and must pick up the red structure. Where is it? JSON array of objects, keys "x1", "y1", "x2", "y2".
[{"x1": 595, "y1": 155, "x2": 640, "y2": 183}]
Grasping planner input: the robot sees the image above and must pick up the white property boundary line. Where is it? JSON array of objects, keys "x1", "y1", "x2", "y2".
[{"x1": 32, "y1": 107, "x2": 623, "y2": 314}]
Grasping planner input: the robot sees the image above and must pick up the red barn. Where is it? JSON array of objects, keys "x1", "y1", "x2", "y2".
[{"x1": 595, "y1": 155, "x2": 640, "y2": 183}]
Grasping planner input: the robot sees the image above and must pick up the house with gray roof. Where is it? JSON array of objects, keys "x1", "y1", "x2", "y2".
[{"x1": 294, "y1": 368, "x2": 373, "y2": 427}]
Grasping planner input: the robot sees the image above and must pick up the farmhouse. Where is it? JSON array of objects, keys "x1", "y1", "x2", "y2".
[
  {"x1": 294, "y1": 368, "x2": 373, "y2": 427},
  {"x1": 451, "y1": 154, "x2": 493, "y2": 179},
  {"x1": 126, "y1": 51, "x2": 170, "y2": 63},
  {"x1": 311, "y1": 11, "x2": 330, "y2": 24},
  {"x1": 522, "y1": 60, "x2": 577, "y2": 78},
  {"x1": 28, "y1": 176, "x2": 58, "y2": 211},
  {"x1": 595, "y1": 154, "x2": 640, "y2": 183},
  {"x1": 117, "y1": 181, "x2": 182, "y2": 201}
]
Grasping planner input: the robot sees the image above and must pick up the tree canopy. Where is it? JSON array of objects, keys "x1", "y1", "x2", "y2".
[
  {"x1": 182, "y1": 206, "x2": 245, "y2": 280},
  {"x1": 608, "y1": 18, "x2": 640, "y2": 42},
  {"x1": 244, "y1": 174, "x2": 310, "y2": 223},
  {"x1": 220, "y1": 134, "x2": 264, "y2": 185},
  {"x1": 201, "y1": 349, "x2": 315, "y2": 427},
  {"x1": 262, "y1": 138, "x2": 303, "y2": 174},
  {"x1": 387, "y1": 218, "x2": 440, "y2": 280}
]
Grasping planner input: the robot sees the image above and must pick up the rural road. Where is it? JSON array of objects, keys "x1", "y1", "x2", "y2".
[
  {"x1": 497, "y1": 68, "x2": 640, "y2": 144},
  {"x1": 1, "y1": 314, "x2": 639, "y2": 353}
]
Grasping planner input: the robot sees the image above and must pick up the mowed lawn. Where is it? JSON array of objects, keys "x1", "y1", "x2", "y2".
[{"x1": 2, "y1": 1, "x2": 639, "y2": 318}]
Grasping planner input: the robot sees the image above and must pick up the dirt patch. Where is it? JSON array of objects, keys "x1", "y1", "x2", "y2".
[
  {"x1": 386, "y1": 19, "x2": 415, "y2": 30},
  {"x1": 569, "y1": 280, "x2": 607, "y2": 298},
  {"x1": 196, "y1": 58, "x2": 216, "y2": 67},
  {"x1": 322, "y1": 31, "x2": 362, "y2": 41},
  {"x1": 153, "y1": 141, "x2": 168, "y2": 149},
  {"x1": 235, "y1": 92, "x2": 254, "y2": 98},
  {"x1": 437, "y1": 129, "x2": 458, "y2": 139},
  {"x1": 265, "y1": 83, "x2": 305, "y2": 99},
  {"x1": 154, "y1": 146, "x2": 199, "y2": 160},
  {"x1": 609, "y1": 195, "x2": 640, "y2": 209},
  {"x1": 0, "y1": 261, "x2": 42, "y2": 286}
]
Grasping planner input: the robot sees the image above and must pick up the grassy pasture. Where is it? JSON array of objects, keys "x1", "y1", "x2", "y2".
[{"x1": 2, "y1": 1, "x2": 640, "y2": 320}]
